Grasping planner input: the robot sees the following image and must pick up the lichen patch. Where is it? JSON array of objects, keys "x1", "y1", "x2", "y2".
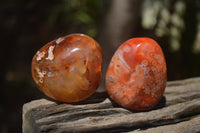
[{"x1": 46, "y1": 45, "x2": 55, "y2": 60}]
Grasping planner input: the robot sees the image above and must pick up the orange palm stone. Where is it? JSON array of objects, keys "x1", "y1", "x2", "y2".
[
  {"x1": 106, "y1": 38, "x2": 167, "y2": 111},
  {"x1": 32, "y1": 34, "x2": 103, "y2": 103}
]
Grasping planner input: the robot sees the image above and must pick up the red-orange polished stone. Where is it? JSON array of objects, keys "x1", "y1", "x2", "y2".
[
  {"x1": 106, "y1": 38, "x2": 167, "y2": 111},
  {"x1": 32, "y1": 34, "x2": 103, "y2": 103}
]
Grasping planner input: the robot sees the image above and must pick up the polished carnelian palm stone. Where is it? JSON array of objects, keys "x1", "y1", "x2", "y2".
[
  {"x1": 32, "y1": 34, "x2": 103, "y2": 103},
  {"x1": 106, "y1": 38, "x2": 167, "y2": 111}
]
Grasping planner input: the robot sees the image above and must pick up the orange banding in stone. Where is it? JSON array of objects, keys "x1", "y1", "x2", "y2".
[{"x1": 106, "y1": 38, "x2": 167, "y2": 111}]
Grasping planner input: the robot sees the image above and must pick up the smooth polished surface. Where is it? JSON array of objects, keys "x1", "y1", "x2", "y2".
[
  {"x1": 106, "y1": 38, "x2": 167, "y2": 111},
  {"x1": 32, "y1": 34, "x2": 103, "y2": 103}
]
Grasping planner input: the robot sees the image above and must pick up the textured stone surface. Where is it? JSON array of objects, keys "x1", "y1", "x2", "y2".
[
  {"x1": 106, "y1": 38, "x2": 167, "y2": 111},
  {"x1": 31, "y1": 34, "x2": 103, "y2": 103},
  {"x1": 23, "y1": 77, "x2": 200, "y2": 133}
]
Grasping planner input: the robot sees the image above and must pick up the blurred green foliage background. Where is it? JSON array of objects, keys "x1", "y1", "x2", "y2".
[{"x1": 0, "y1": 0, "x2": 200, "y2": 132}]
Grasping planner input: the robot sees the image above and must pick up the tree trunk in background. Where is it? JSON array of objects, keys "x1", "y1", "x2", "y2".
[{"x1": 97, "y1": 0, "x2": 142, "y2": 91}]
